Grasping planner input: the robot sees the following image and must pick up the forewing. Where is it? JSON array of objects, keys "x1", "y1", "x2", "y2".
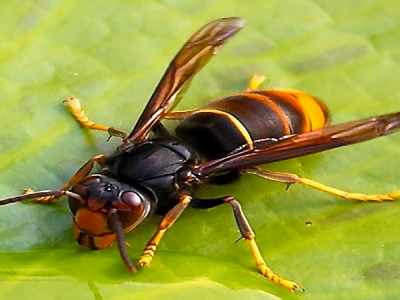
[
  {"x1": 126, "y1": 17, "x2": 245, "y2": 142},
  {"x1": 194, "y1": 112, "x2": 400, "y2": 178}
]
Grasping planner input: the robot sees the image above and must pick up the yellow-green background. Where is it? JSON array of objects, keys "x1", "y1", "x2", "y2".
[{"x1": 1, "y1": 1, "x2": 400, "y2": 299}]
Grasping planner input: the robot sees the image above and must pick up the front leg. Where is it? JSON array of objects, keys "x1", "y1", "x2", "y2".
[
  {"x1": 25, "y1": 154, "x2": 107, "y2": 203},
  {"x1": 138, "y1": 195, "x2": 191, "y2": 267}
]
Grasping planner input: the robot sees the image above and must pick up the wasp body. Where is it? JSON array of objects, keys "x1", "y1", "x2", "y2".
[{"x1": 1, "y1": 17, "x2": 400, "y2": 292}]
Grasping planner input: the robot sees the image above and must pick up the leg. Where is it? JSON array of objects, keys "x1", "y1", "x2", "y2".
[
  {"x1": 64, "y1": 98, "x2": 128, "y2": 138},
  {"x1": 164, "y1": 74, "x2": 267, "y2": 121},
  {"x1": 138, "y1": 195, "x2": 191, "y2": 267},
  {"x1": 246, "y1": 74, "x2": 267, "y2": 91},
  {"x1": 192, "y1": 196, "x2": 302, "y2": 291},
  {"x1": 246, "y1": 167, "x2": 396, "y2": 202},
  {"x1": 25, "y1": 155, "x2": 107, "y2": 203}
]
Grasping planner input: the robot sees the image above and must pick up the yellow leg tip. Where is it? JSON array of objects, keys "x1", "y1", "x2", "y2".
[
  {"x1": 63, "y1": 97, "x2": 81, "y2": 111},
  {"x1": 256, "y1": 258, "x2": 303, "y2": 291},
  {"x1": 138, "y1": 247, "x2": 156, "y2": 267},
  {"x1": 247, "y1": 74, "x2": 267, "y2": 91},
  {"x1": 262, "y1": 270, "x2": 304, "y2": 292},
  {"x1": 342, "y1": 192, "x2": 395, "y2": 202},
  {"x1": 138, "y1": 256, "x2": 152, "y2": 267},
  {"x1": 299, "y1": 178, "x2": 397, "y2": 202},
  {"x1": 278, "y1": 279, "x2": 304, "y2": 292},
  {"x1": 388, "y1": 191, "x2": 400, "y2": 199}
]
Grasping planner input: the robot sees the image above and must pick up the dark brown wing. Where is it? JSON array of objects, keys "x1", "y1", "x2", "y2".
[
  {"x1": 126, "y1": 17, "x2": 245, "y2": 142},
  {"x1": 193, "y1": 112, "x2": 400, "y2": 178}
]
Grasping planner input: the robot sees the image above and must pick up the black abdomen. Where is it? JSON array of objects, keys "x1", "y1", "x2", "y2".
[{"x1": 176, "y1": 90, "x2": 329, "y2": 160}]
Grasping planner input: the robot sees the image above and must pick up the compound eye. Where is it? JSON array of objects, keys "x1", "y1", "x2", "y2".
[
  {"x1": 113, "y1": 191, "x2": 150, "y2": 229},
  {"x1": 120, "y1": 191, "x2": 143, "y2": 208}
]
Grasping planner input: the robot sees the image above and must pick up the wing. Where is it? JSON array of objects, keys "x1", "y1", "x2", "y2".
[
  {"x1": 126, "y1": 17, "x2": 245, "y2": 143},
  {"x1": 193, "y1": 112, "x2": 400, "y2": 178}
]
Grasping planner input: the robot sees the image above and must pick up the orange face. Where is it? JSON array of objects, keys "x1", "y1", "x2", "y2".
[
  {"x1": 68, "y1": 175, "x2": 152, "y2": 250},
  {"x1": 72, "y1": 207, "x2": 116, "y2": 250}
]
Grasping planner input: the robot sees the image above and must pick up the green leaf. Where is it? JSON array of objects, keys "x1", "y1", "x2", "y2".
[{"x1": 1, "y1": 1, "x2": 400, "y2": 299}]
